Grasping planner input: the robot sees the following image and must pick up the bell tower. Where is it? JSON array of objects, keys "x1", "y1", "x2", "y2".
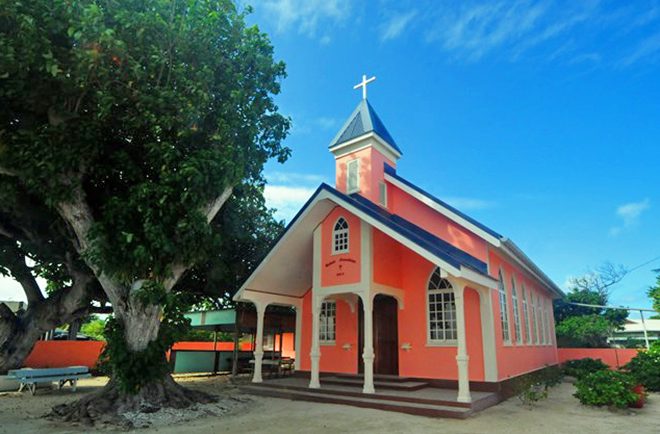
[{"x1": 329, "y1": 75, "x2": 402, "y2": 206}]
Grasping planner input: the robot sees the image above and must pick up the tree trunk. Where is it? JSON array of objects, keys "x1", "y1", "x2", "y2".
[
  {"x1": 68, "y1": 318, "x2": 82, "y2": 340},
  {"x1": 50, "y1": 298, "x2": 216, "y2": 426}
]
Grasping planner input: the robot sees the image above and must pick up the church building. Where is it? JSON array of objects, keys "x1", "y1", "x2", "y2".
[{"x1": 234, "y1": 76, "x2": 563, "y2": 407}]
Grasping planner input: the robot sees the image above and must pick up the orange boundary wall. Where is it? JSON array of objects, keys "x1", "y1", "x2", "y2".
[
  {"x1": 24, "y1": 340, "x2": 263, "y2": 370},
  {"x1": 24, "y1": 341, "x2": 105, "y2": 369},
  {"x1": 557, "y1": 348, "x2": 640, "y2": 369}
]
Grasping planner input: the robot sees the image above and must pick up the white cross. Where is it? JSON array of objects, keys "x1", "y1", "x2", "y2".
[{"x1": 353, "y1": 74, "x2": 376, "y2": 100}]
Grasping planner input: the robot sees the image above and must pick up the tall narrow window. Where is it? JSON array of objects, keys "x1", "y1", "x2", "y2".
[
  {"x1": 346, "y1": 159, "x2": 359, "y2": 193},
  {"x1": 522, "y1": 284, "x2": 531, "y2": 344},
  {"x1": 427, "y1": 267, "x2": 457, "y2": 343},
  {"x1": 541, "y1": 298, "x2": 548, "y2": 344},
  {"x1": 511, "y1": 277, "x2": 522, "y2": 344},
  {"x1": 498, "y1": 270, "x2": 511, "y2": 343},
  {"x1": 531, "y1": 292, "x2": 539, "y2": 344},
  {"x1": 547, "y1": 306, "x2": 554, "y2": 345},
  {"x1": 332, "y1": 217, "x2": 349, "y2": 254},
  {"x1": 379, "y1": 181, "x2": 387, "y2": 207},
  {"x1": 319, "y1": 300, "x2": 336, "y2": 343}
]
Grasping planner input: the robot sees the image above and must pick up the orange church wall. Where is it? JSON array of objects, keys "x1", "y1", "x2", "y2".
[
  {"x1": 335, "y1": 147, "x2": 395, "y2": 204},
  {"x1": 321, "y1": 207, "x2": 362, "y2": 287},
  {"x1": 299, "y1": 288, "x2": 359, "y2": 374},
  {"x1": 488, "y1": 250, "x2": 559, "y2": 380},
  {"x1": 397, "y1": 250, "x2": 485, "y2": 380},
  {"x1": 372, "y1": 228, "x2": 403, "y2": 288},
  {"x1": 387, "y1": 183, "x2": 488, "y2": 263}
]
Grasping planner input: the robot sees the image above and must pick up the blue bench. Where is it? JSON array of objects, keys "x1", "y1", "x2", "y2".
[{"x1": 7, "y1": 366, "x2": 91, "y2": 395}]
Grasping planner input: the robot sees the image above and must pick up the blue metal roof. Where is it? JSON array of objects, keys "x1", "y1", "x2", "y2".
[
  {"x1": 329, "y1": 99, "x2": 402, "y2": 155},
  {"x1": 384, "y1": 164, "x2": 503, "y2": 239}
]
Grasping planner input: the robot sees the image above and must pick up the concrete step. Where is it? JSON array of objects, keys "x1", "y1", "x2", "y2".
[
  {"x1": 321, "y1": 376, "x2": 429, "y2": 391},
  {"x1": 255, "y1": 381, "x2": 471, "y2": 408},
  {"x1": 241, "y1": 385, "x2": 473, "y2": 419}
]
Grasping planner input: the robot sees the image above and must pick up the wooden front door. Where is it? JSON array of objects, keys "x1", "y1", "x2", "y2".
[{"x1": 357, "y1": 295, "x2": 399, "y2": 375}]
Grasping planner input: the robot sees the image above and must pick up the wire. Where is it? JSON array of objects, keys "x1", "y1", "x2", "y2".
[{"x1": 627, "y1": 255, "x2": 660, "y2": 274}]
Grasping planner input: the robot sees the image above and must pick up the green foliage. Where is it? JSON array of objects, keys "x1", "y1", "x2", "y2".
[
  {"x1": 0, "y1": 0, "x2": 290, "y2": 285},
  {"x1": 180, "y1": 328, "x2": 233, "y2": 342},
  {"x1": 624, "y1": 346, "x2": 660, "y2": 392},
  {"x1": 80, "y1": 315, "x2": 107, "y2": 341},
  {"x1": 648, "y1": 270, "x2": 660, "y2": 315},
  {"x1": 562, "y1": 357, "x2": 609, "y2": 379},
  {"x1": 574, "y1": 370, "x2": 638, "y2": 409},
  {"x1": 555, "y1": 315, "x2": 614, "y2": 348},
  {"x1": 99, "y1": 288, "x2": 191, "y2": 393}
]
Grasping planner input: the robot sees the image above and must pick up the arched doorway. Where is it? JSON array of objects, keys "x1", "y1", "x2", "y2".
[{"x1": 358, "y1": 294, "x2": 399, "y2": 375}]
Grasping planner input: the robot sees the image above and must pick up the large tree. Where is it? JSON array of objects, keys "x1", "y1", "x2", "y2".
[{"x1": 0, "y1": 0, "x2": 289, "y2": 424}]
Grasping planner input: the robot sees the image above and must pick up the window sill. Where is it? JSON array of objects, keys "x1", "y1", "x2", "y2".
[
  {"x1": 320, "y1": 341, "x2": 336, "y2": 346},
  {"x1": 426, "y1": 341, "x2": 457, "y2": 347}
]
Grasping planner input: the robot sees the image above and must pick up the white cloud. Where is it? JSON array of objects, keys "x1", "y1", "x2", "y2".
[
  {"x1": 0, "y1": 276, "x2": 28, "y2": 303},
  {"x1": 264, "y1": 185, "x2": 317, "y2": 223},
  {"x1": 266, "y1": 172, "x2": 329, "y2": 185},
  {"x1": 609, "y1": 198, "x2": 650, "y2": 236},
  {"x1": 444, "y1": 197, "x2": 495, "y2": 211},
  {"x1": 261, "y1": 0, "x2": 351, "y2": 40},
  {"x1": 620, "y1": 32, "x2": 660, "y2": 66},
  {"x1": 380, "y1": 10, "x2": 418, "y2": 41}
]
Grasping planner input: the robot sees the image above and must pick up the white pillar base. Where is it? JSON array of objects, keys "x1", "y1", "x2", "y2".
[
  {"x1": 362, "y1": 352, "x2": 375, "y2": 394},
  {"x1": 252, "y1": 351, "x2": 264, "y2": 383},
  {"x1": 309, "y1": 352, "x2": 321, "y2": 388},
  {"x1": 456, "y1": 354, "x2": 472, "y2": 403}
]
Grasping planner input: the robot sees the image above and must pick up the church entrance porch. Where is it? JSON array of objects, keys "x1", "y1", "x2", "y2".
[
  {"x1": 240, "y1": 375, "x2": 500, "y2": 419},
  {"x1": 358, "y1": 295, "x2": 399, "y2": 375}
]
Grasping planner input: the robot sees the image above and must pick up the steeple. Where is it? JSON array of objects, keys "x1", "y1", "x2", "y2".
[{"x1": 329, "y1": 75, "x2": 401, "y2": 205}]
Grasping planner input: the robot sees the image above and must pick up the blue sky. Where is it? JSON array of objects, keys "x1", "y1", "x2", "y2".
[
  {"x1": 251, "y1": 0, "x2": 660, "y2": 316},
  {"x1": 1, "y1": 0, "x2": 659, "y2": 317}
]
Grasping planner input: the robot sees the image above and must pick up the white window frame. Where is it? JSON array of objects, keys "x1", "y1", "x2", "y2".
[
  {"x1": 319, "y1": 300, "x2": 336, "y2": 344},
  {"x1": 346, "y1": 158, "x2": 360, "y2": 194},
  {"x1": 511, "y1": 277, "x2": 522, "y2": 344},
  {"x1": 498, "y1": 270, "x2": 511, "y2": 344},
  {"x1": 522, "y1": 284, "x2": 531, "y2": 345},
  {"x1": 426, "y1": 267, "x2": 457, "y2": 345},
  {"x1": 332, "y1": 217, "x2": 349, "y2": 254}
]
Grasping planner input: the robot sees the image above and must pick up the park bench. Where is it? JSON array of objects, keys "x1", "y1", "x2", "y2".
[{"x1": 7, "y1": 366, "x2": 91, "y2": 395}]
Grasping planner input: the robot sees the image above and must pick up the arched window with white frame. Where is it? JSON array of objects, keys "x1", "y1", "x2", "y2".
[
  {"x1": 511, "y1": 276, "x2": 522, "y2": 344},
  {"x1": 522, "y1": 284, "x2": 531, "y2": 344},
  {"x1": 531, "y1": 292, "x2": 540, "y2": 344},
  {"x1": 332, "y1": 217, "x2": 349, "y2": 254},
  {"x1": 427, "y1": 267, "x2": 457, "y2": 343},
  {"x1": 498, "y1": 270, "x2": 511, "y2": 343}
]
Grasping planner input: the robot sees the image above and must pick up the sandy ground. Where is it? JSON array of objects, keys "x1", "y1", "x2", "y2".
[{"x1": 0, "y1": 375, "x2": 657, "y2": 434}]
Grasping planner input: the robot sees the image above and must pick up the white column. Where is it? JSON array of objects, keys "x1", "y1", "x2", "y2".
[
  {"x1": 361, "y1": 293, "x2": 375, "y2": 394},
  {"x1": 454, "y1": 283, "x2": 471, "y2": 403},
  {"x1": 309, "y1": 294, "x2": 321, "y2": 389},
  {"x1": 479, "y1": 287, "x2": 498, "y2": 382},
  {"x1": 294, "y1": 304, "x2": 302, "y2": 371},
  {"x1": 252, "y1": 302, "x2": 266, "y2": 383}
]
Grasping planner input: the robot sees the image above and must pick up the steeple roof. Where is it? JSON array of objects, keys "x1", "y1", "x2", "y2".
[{"x1": 329, "y1": 99, "x2": 402, "y2": 155}]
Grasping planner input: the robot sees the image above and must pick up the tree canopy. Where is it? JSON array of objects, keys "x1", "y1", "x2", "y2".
[{"x1": 1, "y1": 0, "x2": 290, "y2": 421}]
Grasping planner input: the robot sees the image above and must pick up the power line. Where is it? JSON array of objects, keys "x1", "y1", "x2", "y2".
[{"x1": 627, "y1": 255, "x2": 660, "y2": 274}]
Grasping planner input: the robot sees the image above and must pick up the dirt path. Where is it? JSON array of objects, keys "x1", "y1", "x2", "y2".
[{"x1": 0, "y1": 376, "x2": 657, "y2": 434}]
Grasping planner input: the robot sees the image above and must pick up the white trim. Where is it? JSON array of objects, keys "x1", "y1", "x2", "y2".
[
  {"x1": 329, "y1": 132, "x2": 402, "y2": 163},
  {"x1": 511, "y1": 276, "x2": 522, "y2": 345},
  {"x1": 497, "y1": 269, "x2": 511, "y2": 344},
  {"x1": 346, "y1": 158, "x2": 360, "y2": 194},
  {"x1": 385, "y1": 173, "x2": 502, "y2": 246},
  {"x1": 235, "y1": 188, "x2": 496, "y2": 302}
]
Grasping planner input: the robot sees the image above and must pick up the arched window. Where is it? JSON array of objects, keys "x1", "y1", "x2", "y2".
[
  {"x1": 522, "y1": 284, "x2": 531, "y2": 344},
  {"x1": 332, "y1": 217, "x2": 349, "y2": 254},
  {"x1": 498, "y1": 270, "x2": 511, "y2": 343},
  {"x1": 531, "y1": 292, "x2": 539, "y2": 344},
  {"x1": 511, "y1": 277, "x2": 522, "y2": 344},
  {"x1": 427, "y1": 267, "x2": 457, "y2": 343}
]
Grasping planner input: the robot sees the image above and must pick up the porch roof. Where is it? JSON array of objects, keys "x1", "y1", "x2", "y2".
[{"x1": 234, "y1": 184, "x2": 492, "y2": 301}]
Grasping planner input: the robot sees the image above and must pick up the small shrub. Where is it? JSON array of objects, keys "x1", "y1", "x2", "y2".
[
  {"x1": 624, "y1": 346, "x2": 660, "y2": 392},
  {"x1": 563, "y1": 357, "x2": 608, "y2": 379},
  {"x1": 574, "y1": 370, "x2": 638, "y2": 409},
  {"x1": 516, "y1": 365, "x2": 564, "y2": 408}
]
